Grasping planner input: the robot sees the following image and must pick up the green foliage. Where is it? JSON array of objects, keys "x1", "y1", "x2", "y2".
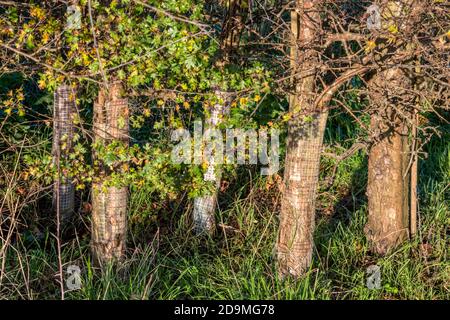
[{"x1": 0, "y1": 1, "x2": 276, "y2": 200}]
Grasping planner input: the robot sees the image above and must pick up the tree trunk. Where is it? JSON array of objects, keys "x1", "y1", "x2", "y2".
[
  {"x1": 365, "y1": 0, "x2": 415, "y2": 254},
  {"x1": 365, "y1": 65, "x2": 411, "y2": 254},
  {"x1": 52, "y1": 85, "x2": 76, "y2": 225},
  {"x1": 277, "y1": 0, "x2": 326, "y2": 277},
  {"x1": 91, "y1": 82, "x2": 129, "y2": 265},
  {"x1": 192, "y1": 91, "x2": 230, "y2": 235},
  {"x1": 192, "y1": 0, "x2": 243, "y2": 235},
  {"x1": 192, "y1": 104, "x2": 221, "y2": 235}
]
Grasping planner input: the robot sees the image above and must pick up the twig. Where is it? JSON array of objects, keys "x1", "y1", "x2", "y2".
[
  {"x1": 87, "y1": 0, "x2": 108, "y2": 89},
  {"x1": 55, "y1": 129, "x2": 65, "y2": 300},
  {"x1": 410, "y1": 110, "x2": 418, "y2": 237},
  {"x1": 0, "y1": 43, "x2": 101, "y2": 84},
  {"x1": 322, "y1": 142, "x2": 368, "y2": 188},
  {"x1": 131, "y1": 0, "x2": 210, "y2": 31},
  {"x1": 0, "y1": 1, "x2": 30, "y2": 6}
]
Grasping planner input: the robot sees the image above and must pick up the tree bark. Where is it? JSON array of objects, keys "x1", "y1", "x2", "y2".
[
  {"x1": 365, "y1": 70, "x2": 411, "y2": 255},
  {"x1": 91, "y1": 82, "x2": 129, "y2": 265},
  {"x1": 365, "y1": 0, "x2": 415, "y2": 254},
  {"x1": 277, "y1": 0, "x2": 326, "y2": 277}
]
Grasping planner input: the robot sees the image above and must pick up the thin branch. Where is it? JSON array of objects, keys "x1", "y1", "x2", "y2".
[
  {"x1": 314, "y1": 66, "x2": 370, "y2": 109},
  {"x1": 0, "y1": 1, "x2": 30, "y2": 6},
  {"x1": 0, "y1": 43, "x2": 101, "y2": 84},
  {"x1": 87, "y1": 0, "x2": 108, "y2": 88},
  {"x1": 131, "y1": 0, "x2": 210, "y2": 31}
]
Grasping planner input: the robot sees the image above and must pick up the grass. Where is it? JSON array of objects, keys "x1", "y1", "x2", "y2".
[{"x1": 0, "y1": 124, "x2": 448, "y2": 300}]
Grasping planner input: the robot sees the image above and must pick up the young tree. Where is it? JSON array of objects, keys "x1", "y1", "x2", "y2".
[
  {"x1": 364, "y1": 0, "x2": 449, "y2": 254},
  {"x1": 192, "y1": 0, "x2": 246, "y2": 235},
  {"x1": 365, "y1": 66, "x2": 412, "y2": 254},
  {"x1": 91, "y1": 81, "x2": 129, "y2": 264},
  {"x1": 52, "y1": 85, "x2": 76, "y2": 225},
  {"x1": 276, "y1": 0, "x2": 373, "y2": 277},
  {"x1": 277, "y1": 0, "x2": 325, "y2": 277}
]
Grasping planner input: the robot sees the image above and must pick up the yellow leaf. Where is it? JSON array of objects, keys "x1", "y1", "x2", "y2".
[
  {"x1": 388, "y1": 24, "x2": 398, "y2": 34},
  {"x1": 239, "y1": 97, "x2": 248, "y2": 106},
  {"x1": 30, "y1": 7, "x2": 45, "y2": 20},
  {"x1": 282, "y1": 113, "x2": 292, "y2": 122},
  {"x1": 42, "y1": 32, "x2": 50, "y2": 44},
  {"x1": 365, "y1": 40, "x2": 376, "y2": 53},
  {"x1": 38, "y1": 80, "x2": 46, "y2": 90}
]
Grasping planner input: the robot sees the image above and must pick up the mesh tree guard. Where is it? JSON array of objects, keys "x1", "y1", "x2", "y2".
[
  {"x1": 52, "y1": 85, "x2": 76, "y2": 224},
  {"x1": 192, "y1": 92, "x2": 230, "y2": 235},
  {"x1": 192, "y1": 0, "x2": 245, "y2": 235},
  {"x1": 278, "y1": 111, "x2": 328, "y2": 277},
  {"x1": 91, "y1": 82, "x2": 129, "y2": 265},
  {"x1": 277, "y1": 1, "x2": 328, "y2": 277}
]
